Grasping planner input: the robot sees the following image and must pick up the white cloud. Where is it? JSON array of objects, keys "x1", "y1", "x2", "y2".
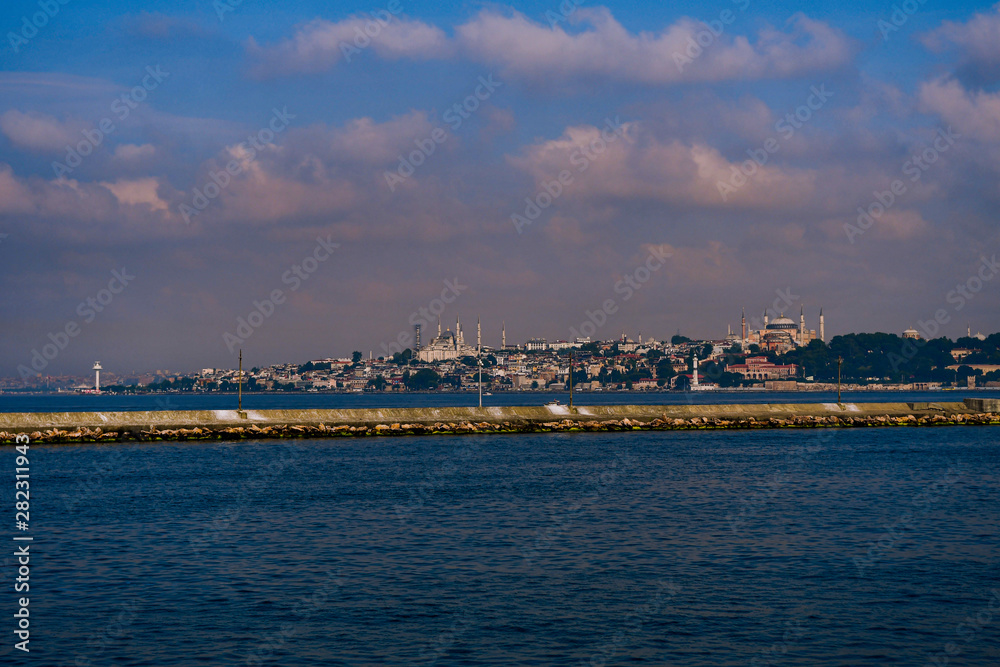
[
  {"x1": 0, "y1": 110, "x2": 88, "y2": 152},
  {"x1": 919, "y1": 77, "x2": 1000, "y2": 141},
  {"x1": 247, "y1": 16, "x2": 450, "y2": 77}
]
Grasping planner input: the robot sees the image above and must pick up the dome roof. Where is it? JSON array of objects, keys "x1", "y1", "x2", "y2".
[{"x1": 767, "y1": 316, "x2": 797, "y2": 330}]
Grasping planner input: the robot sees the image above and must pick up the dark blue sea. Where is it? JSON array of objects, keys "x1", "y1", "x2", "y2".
[{"x1": 5, "y1": 427, "x2": 998, "y2": 665}]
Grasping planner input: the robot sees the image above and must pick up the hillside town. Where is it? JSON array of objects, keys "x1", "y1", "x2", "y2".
[{"x1": 7, "y1": 315, "x2": 1000, "y2": 394}]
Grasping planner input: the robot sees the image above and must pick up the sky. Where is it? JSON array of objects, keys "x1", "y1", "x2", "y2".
[{"x1": 2, "y1": 0, "x2": 1000, "y2": 376}]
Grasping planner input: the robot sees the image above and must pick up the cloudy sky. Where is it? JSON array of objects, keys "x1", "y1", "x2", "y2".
[{"x1": 2, "y1": 0, "x2": 999, "y2": 376}]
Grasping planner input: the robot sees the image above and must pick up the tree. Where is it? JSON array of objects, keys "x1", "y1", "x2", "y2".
[
  {"x1": 404, "y1": 369, "x2": 440, "y2": 390},
  {"x1": 351, "y1": 351, "x2": 363, "y2": 364},
  {"x1": 656, "y1": 358, "x2": 676, "y2": 382},
  {"x1": 366, "y1": 375, "x2": 387, "y2": 391},
  {"x1": 391, "y1": 349, "x2": 412, "y2": 365},
  {"x1": 671, "y1": 335, "x2": 691, "y2": 345}
]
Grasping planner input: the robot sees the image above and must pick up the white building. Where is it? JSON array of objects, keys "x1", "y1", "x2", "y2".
[{"x1": 416, "y1": 317, "x2": 477, "y2": 362}]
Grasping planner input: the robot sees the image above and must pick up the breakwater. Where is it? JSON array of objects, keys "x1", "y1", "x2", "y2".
[{"x1": 1, "y1": 399, "x2": 998, "y2": 444}]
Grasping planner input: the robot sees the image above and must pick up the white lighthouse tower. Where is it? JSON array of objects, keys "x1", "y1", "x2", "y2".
[{"x1": 93, "y1": 361, "x2": 103, "y2": 393}]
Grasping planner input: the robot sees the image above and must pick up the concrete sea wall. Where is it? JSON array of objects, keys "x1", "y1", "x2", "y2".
[{"x1": 0, "y1": 399, "x2": 998, "y2": 444}]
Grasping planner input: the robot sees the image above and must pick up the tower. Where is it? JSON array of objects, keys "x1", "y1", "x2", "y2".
[
  {"x1": 437, "y1": 317, "x2": 442, "y2": 338},
  {"x1": 799, "y1": 306, "x2": 805, "y2": 344},
  {"x1": 93, "y1": 361, "x2": 102, "y2": 392},
  {"x1": 502, "y1": 320, "x2": 506, "y2": 349},
  {"x1": 456, "y1": 316, "x2": 463, "y2": 345},
  {"x1": 477, "y1": 316, "x2": 481, "y2": 348},
  {"x1": 819, "y1": 308, "x2": 825, "y2": 342},
  {"x1": 741, "y1": 307, "x2": 746, "y2": 343},
  {"x1": 763, "y1": 309, "x2": 768, "y2": 327},
  {"x1": 414, "y1": 324, "x2": 421, "y2": 351},
  {"x1": 692, "y1": 354, "x2": 699, "y2": 388}
]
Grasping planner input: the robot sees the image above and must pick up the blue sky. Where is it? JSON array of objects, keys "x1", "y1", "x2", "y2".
[{"x1": 2, "y1": 0, "x2": 999, "y2": 376}]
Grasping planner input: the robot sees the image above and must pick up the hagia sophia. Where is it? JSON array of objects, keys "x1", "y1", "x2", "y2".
[{"x1": 726, "y1": 307, "x2": 825, "y2": 353}]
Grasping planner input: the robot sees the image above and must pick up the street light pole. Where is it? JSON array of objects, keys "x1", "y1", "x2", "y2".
[
  {"x1": 837, "y1": 356, "x2": 843, "y2": 405},
  {"x1": 569, "y1": 350, "x2": 574, "y2": 410},
  {"x1": 238, "y1": 349, "x2": 243, "y2": 413}
]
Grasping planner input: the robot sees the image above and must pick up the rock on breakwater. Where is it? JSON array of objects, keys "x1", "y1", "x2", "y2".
[{"x1": 0, "y1": 401, "x2": 997, "y2": 444}]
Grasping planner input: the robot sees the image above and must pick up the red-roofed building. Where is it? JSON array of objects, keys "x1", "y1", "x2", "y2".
[{"x1": 726, "y1": 356, "x2": 797, "y2": 381}]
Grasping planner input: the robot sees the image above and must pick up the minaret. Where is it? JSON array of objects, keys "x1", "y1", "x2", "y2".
[
  {"x1": 819, "y1": 308, "x2": 825, "y2": 342},
  {"x1": 799, "y1": 306, "x2": 805, "y2": 344},
  {"x1": 437, "y1": 317, "x2": 442, "y2": 338},
  {"x1": 502, "y1": 321, "x2": 506, "y2": 349},
  {"x1": 763, "y1": 310, "x2": 768, "y2": 327},
  {"x1": 741, "y1": 307, "x2": 746, "y2": 343},
  {"x1": 93, "y1": 361, "x2": 102, "y2": 392},
  {"x1": 456, "y1": 315, "x2": 462, "y2": 345},
  {"x1": 415, "y1": 324, "x2": 421, "y2": 351},
  {"x1": 477, "y1": 316, "x2": 481, "y2": 348}
]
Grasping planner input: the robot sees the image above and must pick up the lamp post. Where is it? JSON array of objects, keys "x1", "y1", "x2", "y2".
[
  {"x1": 569, "y1": 350, "x2": 574, "y2": 410},
  {"x1": 238, "y1": 349, "x2": 243, "y2": 413},
  {"x1": 837, "y1": 356, "x2": 843, "y2": 406}
]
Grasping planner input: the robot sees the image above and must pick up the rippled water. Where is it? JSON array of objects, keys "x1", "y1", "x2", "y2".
[{"x1": 7, "y1": 428, "x2": 999, "y2": 665}]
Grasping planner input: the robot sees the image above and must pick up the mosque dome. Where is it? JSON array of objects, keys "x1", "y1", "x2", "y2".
[{"x1": 766, "y1": 316, "x2": 798, "y2": 330}]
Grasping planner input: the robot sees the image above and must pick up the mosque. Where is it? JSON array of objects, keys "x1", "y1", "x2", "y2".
[
  {"x1": 415, "y1": 316, "x2": 480, "y2": 362},
  {"x1": 731, "y1": 306, "x2": 825, "y2": 353}
]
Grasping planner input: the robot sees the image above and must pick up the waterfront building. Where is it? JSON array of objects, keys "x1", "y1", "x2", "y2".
[{"x1": 726, "y1": 356, "x2": 798, "y2": 381}]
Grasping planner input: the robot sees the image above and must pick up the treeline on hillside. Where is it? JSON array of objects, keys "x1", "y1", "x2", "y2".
[{"x1": 774, "y1": 333, "x2": 1000, "y2": 383}]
